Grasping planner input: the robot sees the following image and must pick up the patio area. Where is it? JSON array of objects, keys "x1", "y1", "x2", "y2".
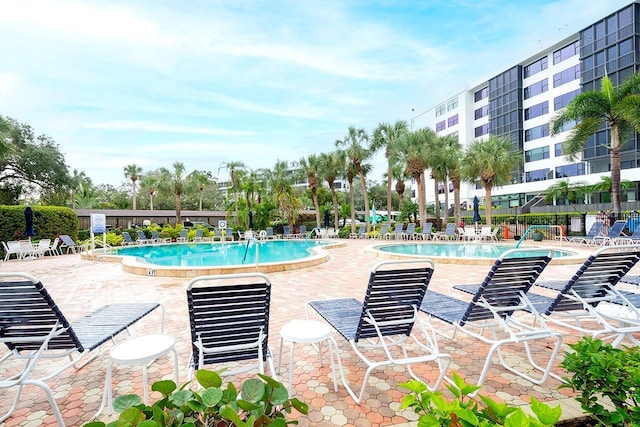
[{"x1": 0, "y1": 238, "x2": 632, "y2": 426}]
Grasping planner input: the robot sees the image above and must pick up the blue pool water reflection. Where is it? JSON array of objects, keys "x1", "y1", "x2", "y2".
[
  {"x1": 115, "y1": 240, "x2": 331, "y2": 267},
  {"x1": 375, "y1": 243, "x2": 574, "y2": 259}
]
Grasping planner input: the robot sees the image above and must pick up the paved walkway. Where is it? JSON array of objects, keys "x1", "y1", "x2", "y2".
[{"x1": 0, "y1": 238, "x2": 636, "y2": 426}]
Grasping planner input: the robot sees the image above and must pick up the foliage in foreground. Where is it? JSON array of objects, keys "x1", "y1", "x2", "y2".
[
  {"x1": 399, "y1": 372, "x2": 561, "y2": 427},
  {"x1": 84, "y1": 369, "x2": 307, "y2": 427},
  {"x1": 561, "y1": 337, "x2": 640, "y2": 427}
]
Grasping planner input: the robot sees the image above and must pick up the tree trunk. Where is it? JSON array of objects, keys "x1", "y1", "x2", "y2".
[
  {"x1": 175, "y1": 193, "x2": 182, "y2": 225},
  {"x1": 433, "y1": 178, "x2": 440, "y2": 220},
  {"x1": 453, "y1": 179, "x2": 461, "y2": 226},
  {"x1": 199, "y1": 190, "x2": 203, "y2": 211},
  {"x1": 443, "y1": 180, "x2": 450, "y2": 224},
  {"x1": 359, "y1": 171, "x2": 370, "y2": 231},
  {"x1": 484, "y1": 185, "x2": 492, "y2": 226},
  {"x1": 132, "y1": 181, "x2": 137, "y2": 210},
  {"x1": 387, "y1": 163, "x2": 393, "y2": 224},
  {"x1": 312, "y1": 188, "x2": 321, "y2": 228},
  {"x1": 349, "y1": 179, "x2": 356, "y2": 234},
  {"x1": 610, "y1": 125, "x2": 622, "y2": 214},
  {"x1": 330, "y1": 185, "x2": 339, "y2": 230},
  {"x1": 416, "y1": 173, "x2": 426, "y2": 225}
]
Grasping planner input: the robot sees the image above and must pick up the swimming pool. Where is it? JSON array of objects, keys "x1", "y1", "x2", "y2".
[
  {"x1": 368, "y1": 242, "x2": 579, "y2": 265},
  {"x1": 89, "y1": 239, "x2": 344, "y2": 277}
]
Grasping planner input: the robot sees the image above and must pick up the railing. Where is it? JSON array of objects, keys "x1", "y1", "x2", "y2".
[{"x1": 515, "y1": 225, "x2": 564, "y2": 248}]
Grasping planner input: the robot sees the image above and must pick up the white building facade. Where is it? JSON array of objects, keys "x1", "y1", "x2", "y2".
[{"x1": 415, "y1": 1, "x2": 640, "y2": 215}]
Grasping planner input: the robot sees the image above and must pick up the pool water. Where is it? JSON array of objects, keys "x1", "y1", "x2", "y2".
[
  {"x1": 116, "y1": 240, "x2": 331, "y2": 267},
  {"x1": 376, "y1": 243, "x2": 574, "y2": 259}
]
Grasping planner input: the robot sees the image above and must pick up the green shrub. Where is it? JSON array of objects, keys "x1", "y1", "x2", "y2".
[
  {"x1": 399, "y1": 372, "x2": 561, "y2": 426},
  {"x1": 84, "y1": 369, "x2": 307, "y2": 427},
  {"x1": 561, "y1": 337, "x2": 640, "y2": 426}
]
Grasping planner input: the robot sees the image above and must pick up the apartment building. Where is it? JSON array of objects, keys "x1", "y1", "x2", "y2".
[{"x1": 416, "y1": 1, "x2": 640, "y2": 213}]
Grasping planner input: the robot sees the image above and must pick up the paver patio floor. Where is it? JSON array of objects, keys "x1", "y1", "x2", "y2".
[{"x1": 1, "y1": 238, "x2": 637, "y2": 426}]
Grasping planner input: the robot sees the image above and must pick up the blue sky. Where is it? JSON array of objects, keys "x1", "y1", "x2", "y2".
[{"x1": 0, "y1": 0, "x2": 632, "y2": 187}]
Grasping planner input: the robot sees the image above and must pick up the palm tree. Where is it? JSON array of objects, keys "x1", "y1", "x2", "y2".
[
  {"x1": 140, "y1": 173, "x2": 160, "y2": 211},
  {"x1": 188, "y1": 170, "x2": 211, "y2": 211},
  {"x1": 336, "y1": 126, "x2": 372, "y2": 231},
  {"x1": 160, "y1": 162, "x2": 186, "y2": 224},
  {"x1": 394, "y1": 128, "x2": 436, "y2": 225},
  {"x1": 550, "y1": 72, "x2": 640, "y2": 214},
  {"x1": 461, "y1": 135, "x2": 521, "y2": 226},
  {"x1": 318, "y1": 151, "x2": 345, "y2": 230},
  {"x1": 372, "y1": 121, "x2": 409, "y2": 224},
  {"x1": 68, "y1": 169, "x2": 87, "y2": 209},
  {"x1": 268, "y1": 160, "x2": 300, "y2": 229},
  {"x1": 123, "y1": 164, "x2": 142, "y2": 210},
  {"x1": 390, "y1": 163, "x2": 409, "y2": 209},
  {"x1": 439, "y1": 135, "x2": 463, "y2": 225},
  {"x1": 589, "y1": 175, "x2": 635, "y2": 201},
  {"x1": 544, "y1": 179, "x2": 589, "y2": 212},
  {"x1": 298, "y1": 154, "x2": 322, "y2": 228},
  {"x1": 218, "y1": 161, "x2": 246, "y2": 215}
]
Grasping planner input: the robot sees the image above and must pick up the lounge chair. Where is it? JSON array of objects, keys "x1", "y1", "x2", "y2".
[
  {"x1": 47, "y1": 237, "x2": 61, "y2": 256},
  {"x1": 614, "y1": 224, "x2": 640, "y2": 245},
  {"x1": 265, "y1": 227, "x2": 277, "y2": 240},
  {"x1": 186, "y1": 273, "x2": 276, "y2": 378},
  {"x1": 298, "y1": 225, "x2": 307, "y2": 239},
  {"x1": 567, "y1": 220, "x2": 604, "y2": 245},
  {"x1": 192, "y1": 229, "x2": 204, "y2": 242},
  {"x1": 176, "y1": 228, "x2": 189, "y2": 243},
  {"x1": 402, "y1": 223, "x2": 417, "y2": 240},
  {"x1": 418, "y1": 223, "x2": 433, "y2": 240},
  {"x1": 390, "y1": 223, "x2": 404, "y2": 239},
  {"x1": 150, "y1": 230, "x2": 171, "y2": 243},
  {"x1": 59, "y1": 234, "x2": 80, "y2": 253},
  {"x1": 479, "y1": 226, "x2": 494, "y2": 242},
  {"x1": 590, "y1": 220, "x2": 627, "y2": 247},
  {"x1": 308, "y1": 260, "x2": 452, "y2": 404},
  {"x1": 121, "y1": 231, "x2": 136, "y2": 246},
  {"x1": 34, "y1": 239, "x2": 51, "y2": 258},
  {"x1": 136, "y1": 230, "x2": 152, "y2": 244},
  {"x1": 19, "y1": 240, "x2": 38, "y2": 259},
  {"x1": 529, "y1": 245, "x2": 640, "y2": 347},
  {"x1": 418, "y1": 249, "x2": 561, "y2": 392},
  {"x1": 459, "y1": 226, "x2": 479, "y2": 242},
  {"x1": 0, "y1": 272, "x2": 162, "y2": 425},
  {"x1": 375, "y1": 224, "x2": 389, "y2": 239},
  {"x1": 349, "y1": 225, "x2": 367, "y2": 239},
  {"x1": 283, "y1": 225, "x2": 293, "y2": 239},
  {"x1": 434, "y1": 223, "x2": 457, "y2": 241},
  {"x1": 2, "y1": 241, "x2": 22, "y2": 261}
]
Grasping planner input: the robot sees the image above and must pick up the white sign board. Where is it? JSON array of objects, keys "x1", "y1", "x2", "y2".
[
  {"x1": 91, "y1": 213, "x2": 107, "y2": 233},
  {"x1": 218, "y1": 220, "x2": 227, "y2": 230}
]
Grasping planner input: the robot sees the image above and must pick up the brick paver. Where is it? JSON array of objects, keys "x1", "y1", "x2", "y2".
[{"x1": 0, "y1": 238, "x2": 635, "y2": 425}]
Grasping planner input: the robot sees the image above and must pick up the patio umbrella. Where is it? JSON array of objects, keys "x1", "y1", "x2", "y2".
[
  {"x1": 24, "y1": 206, "x2": 35, "y2": 238},
  {"x1": 248, "y1": 210, "x2": 254, "y2": 230},
  {"x1": 371, "y1": 205, "x2": 377, "y2": 226},
  {"x1": 473, "y1": 196, "x2": 481, "y2": 224},
  {"x1": 324, "y1": 209, "x2": 330, "y2": 228}
]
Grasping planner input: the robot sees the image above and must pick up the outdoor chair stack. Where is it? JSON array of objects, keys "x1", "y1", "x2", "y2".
[
  {"x1": 418, "y1": 249, "x2": 561, "y2": 392},
  {"x1": 308, "y1": 260, "x2": 452, "y2": 403},
  {"x1": 0, "y1": 272, "x2": 162, "y2": 426},
  {"x1": 186, "y1": 273, "x2": 275, "y2": 378}
]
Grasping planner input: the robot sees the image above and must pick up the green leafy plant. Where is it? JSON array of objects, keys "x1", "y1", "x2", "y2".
[
  {"x1": 84, "y1": 369, "x2": 308, "y2": 427},
  {"x1": 560, "y1": 337, "x2": 640, "y2": 426},
  {"x1": 399, "y1": 372, "x2": 561, "y2": 426}
]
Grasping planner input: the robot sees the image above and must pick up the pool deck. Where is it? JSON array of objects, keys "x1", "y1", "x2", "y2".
[{"x1": 1, "y1": 238, "x2": 636, "y2": 426}]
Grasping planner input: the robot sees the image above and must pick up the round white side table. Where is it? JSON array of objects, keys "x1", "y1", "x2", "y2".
[
  {"x1": 278, "y1": 319, "x2": 339, "y2": 394},
  {"x1": 96, "y1": 334, "x2": 179, "y2": 416}
]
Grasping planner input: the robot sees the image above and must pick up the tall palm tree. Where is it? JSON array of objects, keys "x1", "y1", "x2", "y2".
[
  {"x1": 461, "y1": 135, "x2": 521, "y2": 226},
  {"x1": 218, "y1": 161, "x2": 246, "y2": 215},
  {"x1": 68, "y1": 169, "x2": 87, "y2": 209},
  {"x1": 298, "y1": 154, "x2": 322, "y2": 228},
  {"x1": 123, "y1": 164, "x2": 142, "y2": 210},
  {"x1": 336, "y1": 126, "x2": 372, "y2": 231},
  {"x1": 544, "y1": 179, "x2": 589, "y2": 212},
  {"x1": 160, "y1": 162, "x2": 186, "y2": 224},
  {"x1": 140, "y1": 173, "x2": 160, "y2": 211},
  {"x1": 187, "y1": 170, "x2": 211, "y2": 211},
  {"x1": 550, "y1": 72, "x2": 640, "y2": 214},
  {"x1": 268, "y1": 160, "x2": 300, "y2": 229},
  {"x1": 318, "y1": 151, "x2": 344, "y2": 230},
  {"x1": 394, "y1": 128, "x2": 436, "y2": 225},
  {"x1": 390, "y1": 163, "x2": 409, "y2": 209},
  {"x1": 439, "y1": 135, "x2": 463, "y2": 225},
  {"x1": 371, "y1": 121, "x2": 409, "y2": 224}
]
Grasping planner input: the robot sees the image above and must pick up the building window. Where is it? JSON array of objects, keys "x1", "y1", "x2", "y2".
[
  {"x1": 525, "y1": 168, "x2": 551, "y2": 182},
  {"x1": 474, "y1": 87, "x2": 488, "y2": 102},
  {"x1": 553, "y1": 64, "x2": 581, "y2": 87},
  {"x1": 554, "y1": 89, "x2": 580, "y2": 110},
  {"x1": 447, "y1": 114, "x2": 459, "y2": 127},
  {"x1": 474, "y1": 124, "x2": 489, "y2": 137},
  {"x1": 555, "y1": 119, "x2": 576, "y2": 133},
  {"x1": 555, "y1": 143, "x2": 563, "y2": 157},
  {"x1": 447, "y1": 96, "x2": 458, "y2": 111},
  {"x1": 553, "y1": 40, "x2": 580, "y2": 64},
  {"x1": 555, "y1": 163, "x2": 585, "y2": 178},
  {"x1": 436, "y1": 120, "x2": 446, "y2": 132},
  {"x1": 474, "y1": 104, "x2": 489, "y2": 120},
  {"x1": 525, "y1": 146, "x2": 550, "y2": 162},
  {"x1": 524, "y1": 56, "x2": 548, "y2": 78},
  {"x1": 435, "y1": 103, "x2": 446, "y2": 117},
  {"x1": 524, "y1": 78, "x2": 548, "y2": 99},
  {"x1": 524, "y1": 101, "x2": 549, "y2": 120},
  {"x1": 524, "y1": 124, "x2": 549, "y2": 142}
]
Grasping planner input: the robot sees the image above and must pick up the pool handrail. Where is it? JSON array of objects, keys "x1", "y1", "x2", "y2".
[{"x1": 515, "y1": 225, "x2": 564, "y2": 248}]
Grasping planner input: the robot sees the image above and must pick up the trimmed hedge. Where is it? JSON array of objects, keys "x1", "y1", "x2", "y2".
[{"x1": 0, "y1": 205, "x2": 78, "y2": 245}]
